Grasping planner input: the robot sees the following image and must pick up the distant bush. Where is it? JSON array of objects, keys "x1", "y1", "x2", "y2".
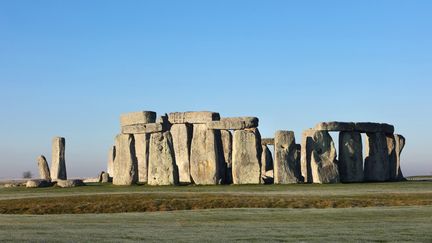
[{"x1": 22, "y1": 171, "x2": 32, "y2": 179}]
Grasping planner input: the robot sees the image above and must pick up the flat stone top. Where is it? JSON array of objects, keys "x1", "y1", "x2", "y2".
[
  {"x1": 314, "y1": 121, "x2": 394, "y2": 134},
  {"x1": 207, "y1": 117, "x2": 259, "y2": 130},
  {"x1": 168, "y1": 111, "x2": 220, "y2": 124},
  {"x1": 261, "y1": 138, "x2": 274, "y2": 145},
  {"x1": 120, "y1": 111, "x2": 157, "y2": 127}
]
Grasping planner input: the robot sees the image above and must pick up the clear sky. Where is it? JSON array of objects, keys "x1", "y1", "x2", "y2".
[{"x1": 1, "y1": 0, "x2": 431, "y2": 179}]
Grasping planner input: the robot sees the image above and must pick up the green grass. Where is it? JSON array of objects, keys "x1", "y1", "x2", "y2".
[{"x1": 1, "y1": 206, "x2": 431, "y2": 242}]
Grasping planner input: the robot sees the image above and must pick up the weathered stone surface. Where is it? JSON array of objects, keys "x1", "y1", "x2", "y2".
[
  {"x1": 171, "y1": 124, "x2": 192, "y2": 184},
  {"x1": 120, "y1": 111, "x2": 156, "y2": 127},
  {"x1": 51, "y1": 137, "x2": 67, "y2": 180},
  {"x1": 221, "y1": 130, "x2": 233, "y2": 184},
  {"x1": 386, "y1": 134, "x2": 397, "y2": 181},
  {"x1": 261, "y1": 138, "x2": 274, "y2": 145},
  {"x1": 338, "y1": 132, "x2": 364, "y2": 182},
  {"x1": 168, "y1": 111, "x2": 220, "y2": 124},
  {"x1": 232, "y1": 128, "x2": 262, "y2": 184},
  {"x1": 56, "y1": 179, "x2": 84, "y2": 188},
  {"x1": 148, "y1": 131, "x2": 179, "y2": 185},
  {"x1": 207, "y1": 117, "x2": 258, "y2": 130},
  {"x1": 309, "y1": 131, "x2": 339, "y2": 184},
  {"x1": 300, "y1": 129, "x2": 315, "y2": 183},
  {"x1": 354, "y1": 122, "x2": 394, "y2": 134},
  {"x1": 113, "y1": 134, "x2": 138, "y2": 185},
  {"x1": 364, "y1": 132, "x2": 390, "y2": 182},
  {"x1": 261, "y1": 145, "x2": 273, "y2": 180},
  {"x1": 101, "y1": 172, "x2": 110, "y2": 183},
  {"x1": 273, "y1": 131, "x2": 301, "y2": 184},
  {"x1": 394, "y1": 134, "x2": 406, "y2": 181},
  {"x1": 190, "y1": 124, "x2": 222, "y2": 185},
  {"x1": 26, "y1": 179, "x2": 51, "y2": 188},
  {"x1": 381, "y1": 123, "x2": 395, "y2": 134},
  {"x1": 107, "y1": 146, "x2": 116, "y2": 176},
  {"x1": 37, "y1": 155, "x2": 51, "y2": 181},
  {"x1": 315, "y1": 122, "x2": 355, "y2": 132},
  {"x1": 122, "y1": 123, "x2": 164, "y2": 134},
  {"x1": 134, "y1": 134, "x2": 150, "y2": 183}
]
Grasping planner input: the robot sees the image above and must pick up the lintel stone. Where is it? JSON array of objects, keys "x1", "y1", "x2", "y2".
[
  {"x1": 207, "y1": 117, "x2": 258, "y2": 130},
  {"x1": 168, "y1": 111, "x2": 220, "y2": 124},
  {"x1": 120, "y1": 111, "x2": 156, "y2": 127}
]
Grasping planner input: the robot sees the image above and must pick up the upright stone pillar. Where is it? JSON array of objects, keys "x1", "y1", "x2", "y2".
[
  {"x1": 148, "y1": 131, "x2": 179, "y2": 185},
  {"x1": 171, "y1": 124, "x2": 192, "y2": 184},
  {"x1": 386, "y1": 134, "x2": 397, "y2": 181},
  {"x1": 364, "y1": 132, "x2": 390, "y2": 182},
  {"x1": 221, "y1": 130, "x2": 233, "y2": 184},
  {"x1": 107, "y1": 146, "x2": 116, "y2": 176},
  {"x1": 274, "y1": 131, "x2": 301, "y2": 184},
  {"x1": 135, "y1": 134, "x2": 150, "y2": 183},
  {"x1": 232, "y1": 128, "x2": 262, "y2": 184},
  {"x1": 338, "y1": 132, "x2": 364, "y2": 182},
  {"x1": 190, "y1": 124, "x2": 221, "y2": 185},
  {"x1": 310, "y1": 131, "x2": 339, "y2": 184},
  {"x1": 113, "y1": 134, "x2": 138, "y2": 185},
  {"x1": 394, "y1": 134, "x2": 406, "y2": 181},
  {"x1": 300, "y1": 129, "x2": 315, "y2": 183},
  {"x1": 261, "y1": 145, "x2": 273, "y2": 181},
  {"x1": 37, "y1": 155, "x2": 51, "y2": 181},
  {"x1": 51, "y1": 137, "x2": 67, "y2": 180}
]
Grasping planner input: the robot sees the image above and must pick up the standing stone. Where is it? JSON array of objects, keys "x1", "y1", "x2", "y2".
[
  {"x1": 310, "y1": 131, "x2": 339, "y2": 184},
  {"x1": 364, "y1": 132, "x2": 390, "y2": 182},
  {"x1": 274, "y1": 131, "x2": 301, "y2": 184},
  {"x1": 386, "y1": 134, "x2": 397, "y2": 181},
  {"x1": 338, "y1": 132, "x2": 364, "y2": 182},
  {"x1": 300, "y1": 129, "x2": 315, "y2": 183},
  {"x1": 261, "y1": 145, "x2": 273, "y2": 180},
  {"x1": 190, "y1": 124, "x2": 221, "y2": 185},
  {"x1": 113, "y1": 134, "x2": 138, "y2": 185},
  {"x1": 135, "y1": 134, "x2": 150, "y2": 183},
  {"x1": 232, "y1": 128, "x2": 262, "y2": 184},
  {"x1": 148, "y1": 131, "x2": 179, "y2": 185},
  {"x1": 171, "y1": 124, "x2": 192, "y2": 184},
  {"x1": 37, "y1": 155, "x2": 51, "y2": 181},
  {"x1": 107, "y1": 146, "x2": 116, "y2": 176},
  {"x1": 51, "y1": 137, "x2": 67, "y2": 180},
  {"x1": 221, "y1": 130, "x2": 233, "y2": 184},
  {"x1": 394, "y1": 134, "x2": 406, "y2": 180}
]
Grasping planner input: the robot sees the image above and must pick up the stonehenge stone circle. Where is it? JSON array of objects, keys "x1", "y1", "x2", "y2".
[
  {"x1": 134, "y1": 133, "x2": 150, "y2": 183},
  {"x1": 171, "y1": 124, "x2": 192, "y2": 184},
  {"x1": 232, "y1": 128, "x2": 262, "y2": 184},
  {"x1": 309, "y1": 131, "x2": 339, "y2": 184},
  {"x1": 148, "y1": 131, "x2": 179, "y2": 185},
  {"x1": 364, "y1": 132, "x2": 390, "y2": 182},
  {"x1": 338, "y1": 132, "x2": 364, "y2": 182},
  {"x1": 37, "y1": 155, "x2": 51, "y2": 181},
  {"x1": 207, "y1": 117, "x2": 259, "y2": 130},
  {"x1": 274, "y1": 131, "x2": 301, "y2": 184},
  {"x1": 221, "y1": 130, "x2": 233, "y2": 184},
  {"x1": 120, "y1": 111, "x2": 156, "y2": 127},
  {"x1": 51, "y1": 137, "x2": 67, "y2": 180},
  {"x1": 113, "y1": 134, "x2": 138, "y2": 185}
]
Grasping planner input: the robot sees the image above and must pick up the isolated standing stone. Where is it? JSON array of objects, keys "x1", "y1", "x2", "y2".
[
  {"x1": 310, "y1": 131, "x2": 339, "y2": 184},
  {"x1": 135, "y1": 134, "x2": 150, "y2": 183},
  {"x1": 148, "y1": 131, "x2": 179, "y2": 185},
  {"x1": 113, "y1": 134, "x2": 138, "y2": 185},
  {"x1": 51, "y1": 137, "x2": 67, "y2": 180},
  {"x1": 261, "y1": 145, "x2": 273, "y2": 179},
  {"x1": 232, "y1": 128, "x2": 262, "y2": 184},
  {"x1": 221, "y1": 130, "x2": 233, "y2": 184},
  {"x1": 37, "y1": 155, "x2": 51, "y2": 181},
  {"x1": 190, "y1": 124, "x2": 221, "y2": 185},
  {"x1": 171, "y1": 124, "x2": 192, "y2": 184},
  {"x1": 107, "y1": 146, "x2": 116, "y2": 176},
  {"x1": 300, "y1": 129, "x2": 315, "y2": 183},
  {"x1": 338, "y1": 132, "x2": 364, "y2": 182},
  {"x1": 364, "y1": 132, "x2": 390, "y2": 182},
  {"x1": 274, "y1": 131, "x2": 301, "y2": 184},
  {"x1": 394, "y1": 134, "x2": 406, "y2": 180}
]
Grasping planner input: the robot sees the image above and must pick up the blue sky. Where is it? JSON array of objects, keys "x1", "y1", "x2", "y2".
[{"x1": 1, "y1": 0, "x2": 431, "y2": 178}]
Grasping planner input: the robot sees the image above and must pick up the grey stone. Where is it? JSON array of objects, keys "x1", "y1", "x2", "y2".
[
  {"x1": 354, "y1": 122, "x2": 394, "y2": 134},
  {"x1": 364, "y1": 132, "x2": 390, "y2": 182},
  {"x1": 261, "y1": 138, "x2": 274, "y2": 145},
  {"x1": 56, "y1": 179, "x2": 84, "y2": 188},
  {"x1": 26, "y1": 179, "x2": 51, "y2": 188},
  {"x1": 37, "y1": 155, "x2": 51, "y2": 181},
  {"x1": 120, "y1": 111, "x2": 156, "y2": 127},
  {"x1": 261, "y1": 145, "x2": 273, "y2": 180},
  {"x1": 135, "y1": 134, "x2": 150, "y2": 183},
  {"x1": 51, "y1": 137, "x2": 67, "y2": 180},
  {"x1": 107, "y1": 146, "x2": 116, "y2": 176},
  {"x1": 338, "y1": 132, "x2": 364, "y2": 182},
  {"x1": 274, "y1": 131, "x2": 301, "y2": 184},
  {"x1": 168, "y1": 111, "x2": 220, "y2": 124},
  {"x1": 171, "y1": 124, "x2": 192, "y2": 184},
  {"x1": 232, "y1": 128, "x2": 262, "y2": 184},
  {"x1": 101, "y1": 172, "x2": 110, "y2": 183},
  {"x1": 394, "y1": 134, "x2": 406, "y2": 180},
  {"x1": 221, "y1": 130, "x2": 233, "y2": 184},
  {"x1": 113, "y1": 134, "x2": 138, "y2": 185},
  {"x1": 300, "y1": 129, "x2": 315, "y2": 183},
  {"x1": 207, "y1": 117, "x2": 258, "y2": 130},
  {"x1": 309, "y1": 131, "x2": 339, "y2": 184},
  {"x1": 315, "y1": 122, "x2": 355, "y2": 132},
  {"x1": 381, "y1": 123, "x2": 395, "y2": 134},
  {"x1": 121, "y1": 123, "x2": 164, "y2": 134},
  {"x1": 190, "y1": 124, "x2": 222, "y2": 185},
  {"x1": 386, "y1": 134, "x2": 397, "y2": 181},
  {"x1": 148, "y1": 131, "x2": 179, "y2": 185}
]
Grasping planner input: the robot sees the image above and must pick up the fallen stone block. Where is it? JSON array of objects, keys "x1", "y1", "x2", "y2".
[
  {"x1": 120, "y1": 111, "x2": 156, "y2": 127},
  {"x1": 168, "y1": 111, "x2": 220, "y2": 124},
  {"x1": 26, "y1": 179, "x2": 52, "y2": 188},
  {"x1": 56, "y1": 179, "x2": 85, "y2": 188},
  {"x1": 207, "y1": 117, "x2": 259, "y2": 130}
]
